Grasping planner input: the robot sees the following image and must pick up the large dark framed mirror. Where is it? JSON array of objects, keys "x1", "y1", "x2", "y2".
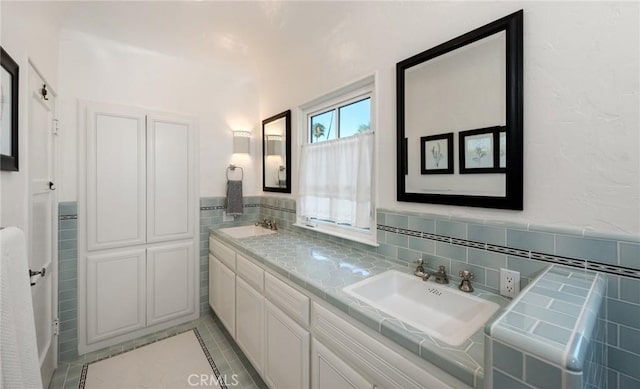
[
  {"x1": 397, "y1": 10, "x2": 523, "y2": 209},
  {"x1": 262, "y1": 109, "x2": 291, "y2": 193},
  {"x1": 1, "y1": 47, "x2": 19, "y2": 171}
]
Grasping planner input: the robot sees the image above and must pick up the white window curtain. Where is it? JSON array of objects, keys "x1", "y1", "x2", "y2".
[{"x1": 298, "y1": 132, "x2": 374, "y2": 229}]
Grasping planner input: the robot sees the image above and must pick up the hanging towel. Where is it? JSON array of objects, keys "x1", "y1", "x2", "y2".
[
  {"x1": 226, "y1": 180, "x2": 244, "y2": 216},
  {"x1": 1, "y1": 227, "x2": 43, "y2": 389}
]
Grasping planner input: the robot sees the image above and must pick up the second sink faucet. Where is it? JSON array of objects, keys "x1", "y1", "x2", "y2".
[{"x1": 256, "y1": 218, "x2": 278, "y2": 230}]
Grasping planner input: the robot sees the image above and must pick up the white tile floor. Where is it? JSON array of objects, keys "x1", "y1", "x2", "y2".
[{"x1": 49, "y1": 313, "x2": 267, "y2": 389}]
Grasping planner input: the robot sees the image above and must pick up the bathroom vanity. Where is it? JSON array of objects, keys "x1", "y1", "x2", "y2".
[
  {"x1": 209, "y1": 227, "x2": 508, "y2": 388},
  {"x1": 208, "y1": 225, "x2": 605, "y2": 389}
]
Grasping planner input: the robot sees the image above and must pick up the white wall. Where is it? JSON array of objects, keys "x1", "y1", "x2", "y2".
[
  {"x1": 57, "y1": 30, "x2": 262, "y2": 202},
  {"x1": 0, "y1": 2, "x2": 63, "y2": 230},
  {"x1": 256, "y1": 1, "x2": 640, "y2": 235}
]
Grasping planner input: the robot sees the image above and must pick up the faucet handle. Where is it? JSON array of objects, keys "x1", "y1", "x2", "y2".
[{"x1": 459, "y1": 270, "x2": 474, "y2": 280}]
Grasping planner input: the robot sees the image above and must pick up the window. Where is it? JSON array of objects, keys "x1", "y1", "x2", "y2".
[
  {"x1": 310, "y1": 97, "x2": 371, "y2": 143},
  {"x1": 296, "y1": 76, "x2": 376, "y2": 246}
]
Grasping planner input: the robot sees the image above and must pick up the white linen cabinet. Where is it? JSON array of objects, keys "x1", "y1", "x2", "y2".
[{"x1": 78, "y1": 102, "x2": 199, "y2": 354}]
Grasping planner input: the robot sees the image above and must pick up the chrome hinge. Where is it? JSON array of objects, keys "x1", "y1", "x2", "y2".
[
  {"x1": 53, "y1": 319, "x2": 60, "y2": 336},
  {"x1": 52, "y1": 118, "x2": 59, "y2": 135}
]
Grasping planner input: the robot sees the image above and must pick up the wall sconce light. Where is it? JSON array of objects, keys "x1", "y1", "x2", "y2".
[
  {"x1": 233, "y1": 131, "x2": 251, "y2": 154},
  {"x1": 266, "y1": 135, "x2": 283, "y2": 156}
]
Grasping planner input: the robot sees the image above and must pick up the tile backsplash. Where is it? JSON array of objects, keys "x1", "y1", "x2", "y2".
[
  {"x1": 58, "y1": 199, "x2": 640, "y2": 388},
  {"x1": 375, "y1": 208, "x2": 640, "y2": 388}
]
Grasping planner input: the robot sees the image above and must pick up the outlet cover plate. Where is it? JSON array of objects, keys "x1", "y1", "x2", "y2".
[{"x1": 500, "y1": 268, "x2": 520, "y2": 298}]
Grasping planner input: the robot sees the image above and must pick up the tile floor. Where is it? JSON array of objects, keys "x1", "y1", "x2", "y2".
[{"x1": 49, "y1": 313, "x2": 267, "y2": 389}]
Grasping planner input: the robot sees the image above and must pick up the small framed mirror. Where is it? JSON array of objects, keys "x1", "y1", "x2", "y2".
[
  {"x1": 397, "y1": 10, "x2": 523, "y2": 209},
  {"x1": 262, "y1": 110, "x2": 291, "y2": 193}
]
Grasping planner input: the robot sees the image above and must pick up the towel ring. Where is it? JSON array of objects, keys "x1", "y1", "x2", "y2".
[{"x1": 227, "y1": 164, "x2": 244, "y2": 181}]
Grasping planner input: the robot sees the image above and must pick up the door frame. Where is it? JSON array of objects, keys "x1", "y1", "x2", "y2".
[{"x1": 26, "y1": 58, "x2": 59, "y2": 386}]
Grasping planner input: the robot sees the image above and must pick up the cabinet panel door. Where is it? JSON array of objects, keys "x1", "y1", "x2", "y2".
[
  {"x1": 217, "y1": 259, "x2": 236, "y2": 338},
  {"x1": 236, "y1": 277, "x2": 264, "y2": 374},
  {"x1": 86, "y1": 104, "x2": 146, "y2": 250},
  {"x1": 147, "y1": 241, "x2": 195, "y2": 326},
  {"x1": 147, "y1": 114, "x2": 195, "y2": 242},
  {"x1": 311, "y1": 339, "x2": 371, "y2": 389},
  {"x1": 86, "y1": 249, "x2": 146, "y2": 343},
  {"x1": 264, "y1": 300, "x2": 310, "y2": 389},
  {"x1": 208, "y1": 254, "x2": 219, "y2": 313}
]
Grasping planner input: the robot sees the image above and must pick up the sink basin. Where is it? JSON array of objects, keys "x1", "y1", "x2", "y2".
[
  {"x1": 220, "y1": 225, "x2": 277, "y2": 239},
  {"x1": 343, "y1": 270, "x2": 500, "y2": 346}
]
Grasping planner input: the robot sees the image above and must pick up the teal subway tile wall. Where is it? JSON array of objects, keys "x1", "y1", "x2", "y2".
[
  {"x1": 57, "y1": 202, "x2": 640, "y2": 388},
  {"x1": 376, "y1": 208, "x2": 640, "y2": 389},
  {"x1": 58, "y1": 202, "x2": 78, "y2": 362}
]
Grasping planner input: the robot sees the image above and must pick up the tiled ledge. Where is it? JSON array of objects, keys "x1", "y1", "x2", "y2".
[
  {"x1": 210, "y1": 226, "x2": 511, "y2": 388},
  {"x1": 485, "y1": 265, "x2": 607, "y2": 388},
  {"x1": 488, "y1": 265, "x2": 606, "y2": 370}
]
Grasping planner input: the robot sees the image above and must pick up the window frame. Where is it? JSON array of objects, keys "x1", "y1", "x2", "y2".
[{"x1": 295, "y1": 75, "x2": 378, "y2": 247}]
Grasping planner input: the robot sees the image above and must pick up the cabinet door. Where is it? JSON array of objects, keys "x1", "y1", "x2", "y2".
[
  {"x1": 264, "y1": 300, "x2": 310, "y2": 389},
  {"x1": 86, "y1": 249, "x2": 146, "y2": 343},
  {"x1": 236, "y1": 277, "x2": 264, "y2": 374},
  {"x1": 208, "y1": 254, "x2": 219, "y2": 313},
  {"x1": 146, "y1": 114, "x2": 195, "y2": 243},
  {"x1": 311, "y1": 339, "x2": 371, "y2": 389},
  {"x1": 217, "y1": 258, "x2": 236, "y2": 338},
  {"x1": 86, "y1": 103, "x2": 147, "y2": 251},
  {"x1": 146, "y1": 241, "x2": 195, "y2": 326}
]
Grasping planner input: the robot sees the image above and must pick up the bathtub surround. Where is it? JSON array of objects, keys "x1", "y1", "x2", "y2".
[{"x1": 58, "y1": 198, "x2": 640, "y2": 387}]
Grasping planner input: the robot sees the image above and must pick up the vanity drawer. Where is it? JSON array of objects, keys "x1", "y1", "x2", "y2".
[
  {"x1": 265, "y1": 273, "x2": 309, "y2": 327},
  {"x1": 237, "y1": 254, "x2": 264, "y2": 292},
  {"x1": 209, "y1": 237, "x2": 236, "y2": 270}
]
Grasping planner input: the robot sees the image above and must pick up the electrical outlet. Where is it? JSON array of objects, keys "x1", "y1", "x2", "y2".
[
  {"x1": 222, "y1": 211, "x2": 234, "y2": 222},
  {"x1": 500, "y1": 268, "x2": 520, "y2": 298}
]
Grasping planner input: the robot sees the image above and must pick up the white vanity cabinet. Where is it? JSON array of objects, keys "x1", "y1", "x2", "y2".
[
  {"x1": 264, "y1": 300, "x2": 310, "y2": 389},
  {"x1": 213, "y1": 257, "x2": 236, "y2": 338},
  {"x1": 209, "y1": 238, "x2": 310, "y2": 389},
  {"x1": 235, "y1": 255, "x2": 265, "y2": 374},
  {"x1": 311, "y1": 338, "x2": 372, "y2": 389},
  {"x1": 209, "y1": 235, "x2": 468, "y2": 389},
  {"x1": 236, "y1": 277, "x2": 264, "y2": 374}
]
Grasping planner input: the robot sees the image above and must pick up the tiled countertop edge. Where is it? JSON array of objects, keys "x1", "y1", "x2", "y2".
[
  {"x1": 565, "y1": 272, "x2": 606, "y2": 371},
  {"x1": 486, "y1": 265, "x2": 606, "y2": 372},
  {"x1": 210, "y1": 227, "x2": 510, "y2": 388}
]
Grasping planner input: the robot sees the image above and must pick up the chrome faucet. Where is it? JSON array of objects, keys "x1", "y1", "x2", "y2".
[
  {"x1": 256, "y1": 218, "x2": 278, "y2": 230},
  {"x1": 459, "y1": 270, "x2": 474, "y2": 292},
  {"x1": 433, "y1": 265, "x2": 449, "y2": 284},
  {"x1": 413, "y1": 259, "x2": 430, "y2": 281}
]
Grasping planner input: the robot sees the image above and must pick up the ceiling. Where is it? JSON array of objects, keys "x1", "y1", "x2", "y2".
[{"x1": 48, "y1": 1, "x2": 373, "y2": 71}]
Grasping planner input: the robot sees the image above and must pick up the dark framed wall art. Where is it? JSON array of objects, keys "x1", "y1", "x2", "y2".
[
  {"x1": 1, "y1": 47, "x2": 19, "y2": 171},
  {"x1": 420, "y1": 133, "x2": 453, "y2": 174},
  {"x1": 458, "y1": 126, "x2": 506, "y2": 174}
]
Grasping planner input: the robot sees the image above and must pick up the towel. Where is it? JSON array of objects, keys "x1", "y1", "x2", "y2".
[
  {"x1": 1, "y1": 227, "x2": 43, "y2": 389},
  {"x1": 226, "y1": 180, "x2": 244, "y2": 216}
]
